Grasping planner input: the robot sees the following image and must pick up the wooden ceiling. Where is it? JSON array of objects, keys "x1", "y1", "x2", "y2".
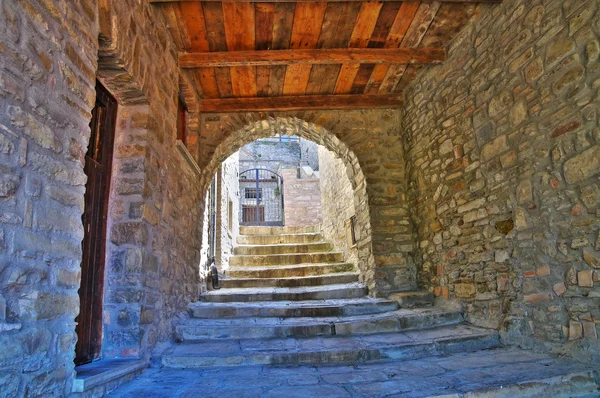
[{"x1": 152, "y1": 0, "x2": 501, "y2": 112}]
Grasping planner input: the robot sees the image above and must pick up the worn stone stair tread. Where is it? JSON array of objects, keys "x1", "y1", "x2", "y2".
[
  {"x1": 176, "y1": 308, "x2": 463, "y2": 340},
  {"x1": 168, "y1": 324, "x2": 494, "y2": 356},
  {"x1": 233, "y1": 242, "x2": 334, "y2": 255},
  {"x1": 237, "y1": 232, "x2": 323, "y2": 244},
  {"x1": 162, "y1": 325, "x2": 499, "y2": 368},
  {"x1": 199, "y1": 283, "x2": 367, "y2": 302},
  {"x1": 219, "y1": 273, "x2": 359, "y2": 288},
  {"x1": 228, "y1": 262, "x2": 356, "y2": 279},
  {"x1": 190, "y1": 297, "x2": 393, "y2": 310},
  {"x1": 188, "y1": 297, "x2": 399, "y2": 318},
  {"x1": 228, "y1": 261, "x2": 354, "y2": 271},
  {"x1": 239, "y1": 225, "x2": 320, "y2": 235},
  {"x1": 181, "y1": 307, "x2": 460, "y2": 327},
  {"x1": 229, "y1": 251, "x2": 345, "y2": 267},
  {"x1": 202, "y1": 282, "x2": 365, "y2": 296}
]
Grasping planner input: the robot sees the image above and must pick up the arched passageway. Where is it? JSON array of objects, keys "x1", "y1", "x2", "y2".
[{"x1": 196, "y1": 114, "x2": 416, "y2": 297}]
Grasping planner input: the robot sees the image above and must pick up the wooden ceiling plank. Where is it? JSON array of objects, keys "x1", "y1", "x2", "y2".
[
  {"x1": 151, "y1": 0, "x2": 503, "y2": 4},
  {"x1": 310, "y1": 2, "x2": 361, "y2": 94},
  {"x1": 379, "y1": 2, "x2": 441, "y2": 93},
  {"x1": 255, "y1": 3, "x2": 275, "y2": 50},
  {"x1": 334, "y1": 1, "x2": 381, "y2": 94},
  {"x1": 351, "y1": 2, "x2": 402, "y2": 94},
  {"x1": 283, "y1": 64, "x2": 312, "y2": 95},
  {"x1": 420, "y1": 3, "x2": 478, "y2": 48},
  {"x1": 179, "y1": 48, "x2": 446, "y2": 67},
  {"x1": 282, "y1": 2, "x2": 327, "y2": 95},
  {"x1": 331, "y1": 3, "x2": 363, "y2": 48},
  {"x1": 179, "y1": 2, "x2": 210, "y2": 52},
  {"x1": 256, "y1": 66, "x2": 271, "y2": 97},
  {"x1": 364, "y1": 63, "x2": 390, "y2": 94},
  {"x1": 272, "y1": 3, "x2": 296, "y2": 50},
  {"x1": 269, "y1": 3, "x2": 295, "y2": 96},
  {"x1": 387, "y1": 1, "x2": 422, "y2": 48},
  {"x1": 334, "y1": 63, "x2": 360, "y2": 94},
  {"x1": 350, "y1": 63, "x2": 375, "y2": 94},
  {"x1": 202, "y1": 2, "x2": 228, "y2": 51},
  {"x1": 200, "y1": 2, "x2": 233, "y2": 99},
  {"x1": 317, "y1": 64, "x2": 341, "y2": 94},
  {"x1": 199, "y1": 94, "x2": 403, "y2": 112},
  {"x1": 378, "y1": 64, "x2": 407, "y2": 93},
  {"x1": 195, "y1": 68, "x2": 220, "y2": 98},
  {"x1": 223, "y1": 2, "x2": 257, "y2": 97},
  {"x1": 401, "y1": 2, "x2": 442, "y2": 48},
  {"x1": 308, "y1": 3, "x2": 347, "y2": 95},
  {"x1": 347, "y1": 2, "x2": 383, "y2": 48},
  {"x1": 256, "y1": 3, "x2": 275, "y2": 97},
  {"x1": 161, "y1": 4, "x2": 189, "y2": 51},
  {"x1": 214, "y1": 67, "x2": 234, "y2": 97},
  {"x1": 230, "y1": 66, "x2": 258, "y2": 97},
  {"x1": 370, "y1": 1, "x2": 420, "y2": 94},
  {"x1": 368, "y1": 2, "x2": 403, "y2": 48},
  {"x1": 268, "y1": 65, "x2": 286, "y2": 96}
]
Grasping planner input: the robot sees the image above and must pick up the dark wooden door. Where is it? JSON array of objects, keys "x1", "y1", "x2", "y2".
[
  {"x1": 242, "y1": 205, "x2": 265, "y2": 223},
  {"x1": 75, "y1": 82, "x2": 117, "y2": 366}
]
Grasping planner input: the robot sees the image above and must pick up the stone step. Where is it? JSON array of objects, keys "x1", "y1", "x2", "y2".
[
  {"x1": 234, "y1": 242, "x2": 334, "y2": 256},
  {"x1": 389, "y1": 290, "x2": 435, "y2": 308},
  {"x1": 230, "y1": 252, "x2": 344, "y2": 267},
  {"x1": 237, "y1": 232, "x2": 323, "y2": 245},
  {"x1": 240, "y1": 225, "x2": 320, "y2": 236},
  {"x1": 162, "y1": 325, "x2": 500, "y2": 369},
  {"x1": 200, "y1": 283, "x2": 367, "y2": 302},
  {"x1": 188, "y1": 298, "x2": 399, "y2": 319},
  {"x1": 220, "y1": 273, "x2": 359, "y2": 289},
  {"x1": 175, "y1": 308, "x2": 463, "y2": 341},
  {"x1": 227, "y1": 262, "x2": 355, "y2": 279}
]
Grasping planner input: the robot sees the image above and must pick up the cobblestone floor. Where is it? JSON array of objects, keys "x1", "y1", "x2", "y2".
[{"x1": 108, "y1": 348, "x2": 600, "y2": 397}]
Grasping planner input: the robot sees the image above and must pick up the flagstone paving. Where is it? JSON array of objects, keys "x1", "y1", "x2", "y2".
[{"x1": 108, "y1": 348, "x2": 600, "y2": 397}]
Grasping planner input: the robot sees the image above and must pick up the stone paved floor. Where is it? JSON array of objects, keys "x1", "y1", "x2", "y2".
[{"x1": 107, "y1": 348, "x2": 600, "y2": 397}]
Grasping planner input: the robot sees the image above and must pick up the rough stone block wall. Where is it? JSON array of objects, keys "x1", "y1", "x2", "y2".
[
  {"x1": 239, "y1": 139, "x2": 301, "y2": 174},
  {"x1": 319, "y1": 146, "x2": 358, "y2": 263},
  {"x1": 0, "y1": 0, "x2": 205, "y2": 394},
  {"x1": 300, "y1": 138, "x2": 320, "y2": 171},
  {"x1": 0, "y1": 0, "x2": 98, "y2": 395},
  {"x1": 98, "y1": 0, "x2": 204, "y2": 360},
  {"x1": 282, "y1": 169, "x2": 322, "y2": 227},
  {"x1": 403, "y1": 0, "x2": 600, "y2": 362},
  {"x1": 216, "y1": 152, "x2": 239, "y2": 272}
]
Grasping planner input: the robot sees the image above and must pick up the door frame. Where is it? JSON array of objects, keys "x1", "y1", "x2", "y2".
[{"x1": 75, "y1": 81, "x2": 117, "y2": 366}]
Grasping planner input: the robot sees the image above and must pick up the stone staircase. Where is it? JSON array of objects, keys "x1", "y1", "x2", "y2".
[{"x1": 162, "y1": 225, "x2": 500, "y2": 369}]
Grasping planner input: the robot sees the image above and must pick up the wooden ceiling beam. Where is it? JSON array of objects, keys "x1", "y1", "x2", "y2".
[
  {"x1": 198, "y1": 94, "x2": 403, "y2": 112},
  {"x1": 180, "y1": 48, "x2": 445, "y2": 68},
  {"x1": 153, "y1": 0, "x2": 501, "y2": 3}
]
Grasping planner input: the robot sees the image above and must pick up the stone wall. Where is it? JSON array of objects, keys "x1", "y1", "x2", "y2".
[
  {"x1": 403, "y1": 0, "x2": 600, "y2": 362},
  {"x1": 98, "y1": 0, "x2": 204, "y2": 362},
  {"x1": 300, "y1": 138, "x2": 320, "y2": 171},
  {"x1": 0, "y1": 0, "x2": 205, "y2": 395},
  {"x1": 282, "y1": 169, "x2": 322, "y2": 227},
  {"x1": 0, "y1": 0, "x2": 98, "y2": 395},
  {"x1": 239, "y1": 139, "x2": 301, "y2": 174},
  {"x1": 319, "y1": 146, "x2": 358, "y2": 264},
  {"x1": 216, "y1": 152, "x2": 239, "y2": 272}
]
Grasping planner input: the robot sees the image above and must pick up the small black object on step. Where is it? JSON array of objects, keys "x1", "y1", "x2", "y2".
[{"x1": 210, "y1": 258, "x2": 220, "y2": 290}]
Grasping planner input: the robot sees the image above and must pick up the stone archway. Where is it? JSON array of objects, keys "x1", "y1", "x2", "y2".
[{"x1": 197, "y1": 114, "x2": 416, "y2": 297}]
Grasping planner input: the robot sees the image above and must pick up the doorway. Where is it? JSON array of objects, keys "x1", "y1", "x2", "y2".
[{"x1": 75, "y1": 82, "x2": 117, "y2": 365}]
